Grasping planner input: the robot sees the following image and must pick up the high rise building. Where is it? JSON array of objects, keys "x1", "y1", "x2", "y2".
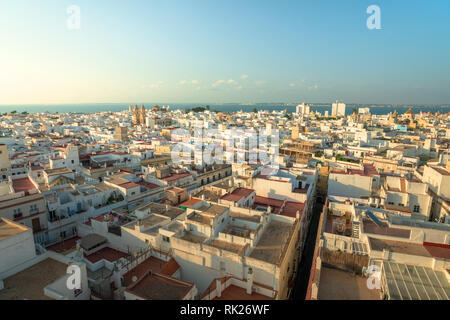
[
  {"x1": 296, "y1": 102, "x2": 311, "y2": 115},
  {"x1": 331, "y1": 100, "x2": 346, "y2": 117}
]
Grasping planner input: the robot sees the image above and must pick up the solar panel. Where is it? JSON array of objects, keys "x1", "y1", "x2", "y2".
[{"x1": 366, "y1": 210, "x2": 382, "y2": 227}]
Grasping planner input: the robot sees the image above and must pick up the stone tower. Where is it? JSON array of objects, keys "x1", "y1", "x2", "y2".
[
  {"x1": 133, "y1": 105, "x2": 140, "y2": 125},
  {"x1": 140, "y1": 105, "x2": 146, "y2": 125}
]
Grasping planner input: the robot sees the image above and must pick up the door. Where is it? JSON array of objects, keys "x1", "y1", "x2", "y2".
[{"x1": 32, "y1": 218, "x2": 40, "y2": 232}]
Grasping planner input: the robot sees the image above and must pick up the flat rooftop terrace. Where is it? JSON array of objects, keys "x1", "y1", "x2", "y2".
[
  {"x1": 229, "y1": 211, "x2": 261, "y2": 223},
  {"x1": 249, "y1": 219, "x2": 294, "y2": 265},
  {"x1": 363, "y1": 219, "x2": 411, "y2": 238},
  {"x1": 368, "y1": 238, "x2": 432, "y2": 257},
  {"x1": 208, "y1": 239, "x2": 247, "y2": 255},
  {"x1": 318, "y1": 266, "x2": 381, "y2": 300},
  {"x1": 134, "y1": 202, "x2": 184, "y2": 220},
  {"x1": 0, "y1": 219, "x2": 28, "y2": 241},
  {"x1": 178, "y1": 231, "x2": 207, "y2": 244},
  {"x1": 197, "y1": 203, "x2": 228, "y2": 216},
  {"x1": 0, "y1": 258, "x2": 67, "y2": 300},
  {"x1": 126, "y1": 272, "x2": 194, "y2": 300}
]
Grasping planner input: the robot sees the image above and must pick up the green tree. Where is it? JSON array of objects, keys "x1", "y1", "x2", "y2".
[{"x1": 253, "y1": 108, "x2": 257, "y2": 113}]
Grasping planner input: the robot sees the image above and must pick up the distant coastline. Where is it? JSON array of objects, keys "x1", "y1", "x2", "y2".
[{"x1": 0, "y1": 103, "x2": 449, "y2": 116}]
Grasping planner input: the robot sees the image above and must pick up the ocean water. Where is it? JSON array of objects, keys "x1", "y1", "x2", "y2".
[{"x1": 0, "y1": 103, "x2": 449, "y2": 116}]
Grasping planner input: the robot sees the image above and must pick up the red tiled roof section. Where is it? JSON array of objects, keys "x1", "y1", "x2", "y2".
[
  {"x1": 160, "y1": 258, "x2": 180, "y2": 276},
  {"x1": 294, "y1": 184, "x2": 309, "y2": 194},
  {"x1": 221, "y1": 194, "x2": 243, "y2": 202},
  {"x1": 126, "y1": 272, "x2": 194, "y2": 300},
  {"x1": 161, "y1": 173, "x2": 191, "y2": 182},
  {"x1": 122, "y1": 256, "x2": 167, "y2": 286},
  {"x1": 423, "y1": 242, "x2": 450, "y2": 260},
  {"x1": 84, "y1": 247, "x2": 129, "y2": 263},
  {"x1": 231, "y1": 188, "x2": 255, "y2": 197},
  {"x1": 179, "y1": 198, "x2": 201, "y2": 208},
  {"x1": 253, "y1": 196, "x2": 283, "y2": 213},
  {"x1": 46, "y1": 236, "x2": 80, "y2": 253},
  {"x1": 12, "y1": 177, "x2": 37, "y2": 194},
  {"x1": 119, "y1": 182, "x2": 139, "y2": 189},
  {"x1": 214, "y1": 285, "x2": 273, "y2": 300},
  {"x1": 282, "y1": 201, "x2": 305, "y2": 218},
  {"x1": 137, "y1": 181, "x2": 160, "y2": 190}
]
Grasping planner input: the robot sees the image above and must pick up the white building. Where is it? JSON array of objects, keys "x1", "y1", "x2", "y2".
[
  {"x1": 296, "y1": 102, "x2": 311, "y2": 116},
  {"x1": 332, "y1": 100, "x2": 346, "y2": 117}
]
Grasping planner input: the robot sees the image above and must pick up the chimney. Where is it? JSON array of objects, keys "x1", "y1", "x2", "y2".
[
  {"x1": 165, "y1": 204, "x2": 169, "y2": 212},
  {"x1": 246, "y1": 268, "x2": 254, "y2": 295},
  {"x1": 296, "y1": 210, "x2": 300, "y2": 220},
  {"x1": 216, "y1": 279, "x2": 222, "y2": 298},
  {"x1": 113, "y1": 264, "x2": 122, "y2": 289},
  {"x1": 267, "y1": 206, "x2": 271, "y2": 214}
]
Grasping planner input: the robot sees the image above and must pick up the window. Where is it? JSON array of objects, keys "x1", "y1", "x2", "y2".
[
  {"x1": 413, "y1": 205, "x2": 420, "y2": 213},
  {"x1": 162, "y1": 236, "x2": 170, "y2": 243},
  {"x1": 71, "y1": 160, "x2": 74, "y2": 164}
]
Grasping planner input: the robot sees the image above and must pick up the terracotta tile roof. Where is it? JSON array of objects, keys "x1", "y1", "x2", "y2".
[
  {"x1": 123, "y1": 256, "x2": 167, "y2": 286},
  {"x1": 126, "y1": 271, "x2": 194, "y2": 300},
  {"x1": 282, "y1": 201, "x2": 305, "y2": 218},
  {"x1": 12, "y1": 177, "x2": 37, "y2": 193},
  {"x1": 84, "y1": 247, "x2": 129, "y2": 263},
  {"x1": 179, "y1": 198, "x2": 201, "y2": 208},
  {"x1": 423, "y1": 242, "x2": 450, "y2": 260},
  {"x1": 161, "y1": 173, "x2": 191, "y2": 182},
  {"x1": 46, "y1": 236, "x2": 80, "y2": 253},
  {"x1": 119, "y1": 182, "x2": 139, "y2": 189},
  {"x1": 253, "y1": 196, "x2": 283, "y2": 213},
  {"x1": 160, "y1": 258, "x2": 180, "y2": 276}
]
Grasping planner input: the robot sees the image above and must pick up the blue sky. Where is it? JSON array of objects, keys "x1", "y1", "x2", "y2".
[{"x1": 0, "y1": 0, "x2": 449, "y2": 105}]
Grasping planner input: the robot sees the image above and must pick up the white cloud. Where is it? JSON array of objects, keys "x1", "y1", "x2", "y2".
[
  {"x1": 289, "y1": 83, "x2": 296, "y2": 87},
  {"x1": 212, "y1": 79, "x2": 225, "y2": 87},
  {"x1": 307, "y1": 84, "x2": 319, "y2": 91},
  {"x1": 191, "y1": 80, "x2": 199, "y2": 84},
  {"x1": 179, "y1": 80, "x2": 188, "y2": 85},
  {"x1": 143, "y1": 81, "x2": 164, "y2": 89},
  {"x1": 241, "y1": 74, "x2": 249, "y2": 79}
]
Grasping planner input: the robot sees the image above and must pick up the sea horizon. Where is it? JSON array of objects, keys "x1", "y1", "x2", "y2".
[{"x1": 0, "y1": 102, "x2": 449, "y2": 116}]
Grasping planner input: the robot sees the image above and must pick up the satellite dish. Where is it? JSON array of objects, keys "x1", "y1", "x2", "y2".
[{"x1": 132, "y1": 276, "x2": 138, "y2": 282}]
